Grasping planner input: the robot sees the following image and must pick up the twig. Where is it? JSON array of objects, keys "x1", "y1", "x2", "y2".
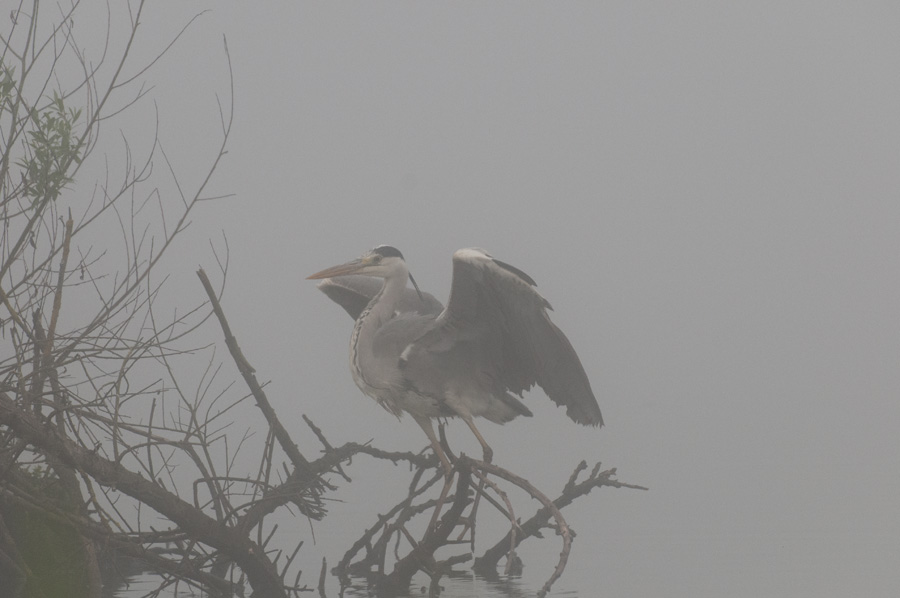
[
  {"x1": 334, "y1": 467, "x2": 444, "y2": 577},
  {"x1": 381, "y1": 461, "x2": 472, "y2": 592},
  {"x1": 197, "y1": 267, "x2": 326, "y2": 519},
  {"x1": 474, "y1": 459, "x2": 648, "y2": 592},
  {"x1": 462, "y1": 457, "x2": 570, "y2": 597},
  {"x1": 0, "y1": 390, "x2": 287, "y2": 598},
  {"x1": 302, "y1": 414, "x2": 350, "y2": 483},
  {"x1": 317, "y1": 557, "x2": 327, "y2": 598},
  {"x1": 471, "y1": 468, "x2": 521, "y2": 575}
]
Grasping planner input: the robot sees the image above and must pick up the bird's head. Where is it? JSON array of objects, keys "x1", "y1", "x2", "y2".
[
  {"x1": 307, "y1": 245, "x2": 408, "y2": 280},
  {"x1": 307, "y1": 246, "x2": 424, "y2": 302}
]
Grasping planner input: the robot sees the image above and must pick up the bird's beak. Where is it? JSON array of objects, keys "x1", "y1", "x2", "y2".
[{"x1": 306, "y1": 257, "x2": 368, "y2": 280}]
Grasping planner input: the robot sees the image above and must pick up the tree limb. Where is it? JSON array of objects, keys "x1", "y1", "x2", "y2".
[
  {"x1": 0, "y1": 390, "x2": 287, "y2": 597},
  {"x1": 197, "y1": 267, "x2": 326, "y2": 520}
]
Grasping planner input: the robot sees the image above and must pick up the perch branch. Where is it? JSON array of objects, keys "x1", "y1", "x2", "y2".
[{"x1": 475, "y1": 459, "x2": 648, "y2": 595}]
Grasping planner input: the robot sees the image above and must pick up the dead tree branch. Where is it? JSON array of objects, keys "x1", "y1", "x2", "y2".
[
  {"x1": 475, "y1": 460, "x2": 649, "y2": 592},
  {"x1": 0, "y1": 390, "x2": 288, "y2": 597},
  {"x1": 197, "y1": 267, "x2": 327, "y2": 519}
]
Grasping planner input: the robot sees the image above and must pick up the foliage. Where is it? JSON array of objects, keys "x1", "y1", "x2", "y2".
[
  {"x1": 16, "y1": 93, "x2": 83, "y2": 203},
  {"x1": 2, "y1": 470, "x2": 91, "y2": 598}
]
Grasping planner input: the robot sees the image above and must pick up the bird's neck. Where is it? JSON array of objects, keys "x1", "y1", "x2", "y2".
[
  {"x1": 349, "y1": 268, "x2": 409, "y2": 394},
  {"x1": 364, "y1": 269, "x2": 408, "y2": 325}
]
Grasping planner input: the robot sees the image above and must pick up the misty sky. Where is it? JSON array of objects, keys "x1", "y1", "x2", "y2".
[{"x1": 60, "y1": 3, "x2": 900, "y2": 597}]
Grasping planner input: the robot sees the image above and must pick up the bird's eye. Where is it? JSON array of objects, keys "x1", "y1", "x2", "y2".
[{"x1": 372, "y1": 255, "x2": 382, "y2": 263}]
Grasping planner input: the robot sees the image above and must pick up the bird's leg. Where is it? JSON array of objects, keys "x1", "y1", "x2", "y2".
[
  {"x1": 455, "y1": 414, "x2": 493, "y2": 546},
  {"x1": 437, "y1": 421, "x2": 458, "y2": 464},
  {"x1": 461, "y1": 415, "x2": 494, "y2": 463},
  {"x1": 413, "y1": 414, "x2": 454, "y2": 476},
  {"x1": 413, "y1": 415, "x2": 457, "y2": 531}
]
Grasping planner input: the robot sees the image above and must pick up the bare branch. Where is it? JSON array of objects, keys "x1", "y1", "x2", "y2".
[{"x1": 197, "y1": 267, "x2": 327, "y2": 520}]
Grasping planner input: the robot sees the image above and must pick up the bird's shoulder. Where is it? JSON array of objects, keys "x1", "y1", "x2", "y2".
[{"x1": 372, "y1": 313, "x2": 436, "y2": 359}]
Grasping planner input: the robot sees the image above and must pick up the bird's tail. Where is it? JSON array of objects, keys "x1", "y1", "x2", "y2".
[{"x1": 483, "y1": 392, "x2": 533, "y2": 424}]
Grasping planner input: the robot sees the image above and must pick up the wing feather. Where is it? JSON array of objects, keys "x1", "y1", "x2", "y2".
[{"x1": 413, "y1": 249, "x2": 603, "y2": 426}]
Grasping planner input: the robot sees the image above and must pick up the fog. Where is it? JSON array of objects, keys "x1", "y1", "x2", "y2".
[{"x1": 68, "y1": 3, "x2": 900, "y2": 596}]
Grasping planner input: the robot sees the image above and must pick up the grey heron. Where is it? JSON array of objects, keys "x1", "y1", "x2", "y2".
[{"x1": 307, "y1": 246, "x2": 602, "y2": 473}]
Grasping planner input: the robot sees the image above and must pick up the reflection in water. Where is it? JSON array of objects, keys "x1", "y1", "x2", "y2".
[
  {"x1": 110, "y1": 572, "x2": 203, "y2": 598},
  {"x1": 112, "y1": 571, "x2": 577, "y2": 598},
  {"x1": 439, "y1": 572, "x2": 579, "y2": 598},
  {"x1": 111, "y1": 529, "x2": 899, "y2": 597}
]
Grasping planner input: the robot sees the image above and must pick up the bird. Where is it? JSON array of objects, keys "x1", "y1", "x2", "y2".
[{"x1": 307, "y1": 246, "x2": 602, "y2": 473}]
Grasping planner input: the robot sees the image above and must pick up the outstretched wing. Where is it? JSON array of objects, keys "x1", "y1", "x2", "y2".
[
  {"x1": 316, "y1": 275, "x2": 444, "y2": 321},
  {"x1": 411, "y1": 248, "x2": 602, "y2": 426}
]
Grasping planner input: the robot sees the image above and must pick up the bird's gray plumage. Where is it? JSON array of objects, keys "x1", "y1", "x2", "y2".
[
  {"x1": 316, "y1": 275, "x2": 443, "y2": 320},
  {"x1": 409, "y1": 249, "x2": 602, "y2": 426},
  {"x1": 308, "y1": 246, "x2": 602, "y2": 470}
]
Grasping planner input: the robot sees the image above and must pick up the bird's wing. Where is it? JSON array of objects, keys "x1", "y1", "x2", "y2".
[
  {"x1": 316, "y1": 275, "x2": 444, "y2": 320},
  {"x1": 410, "y1": 248, "x2": 603, "y2": 426}
]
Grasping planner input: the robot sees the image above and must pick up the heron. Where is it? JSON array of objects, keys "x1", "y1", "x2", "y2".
[{"x1": 307, "y1": 246, "x2": 602, "y2": 473}]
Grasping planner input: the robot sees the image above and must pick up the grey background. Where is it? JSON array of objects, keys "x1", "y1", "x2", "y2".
[{"x1": 73, "y1": 3, "x2": 900, "y2": 596}]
